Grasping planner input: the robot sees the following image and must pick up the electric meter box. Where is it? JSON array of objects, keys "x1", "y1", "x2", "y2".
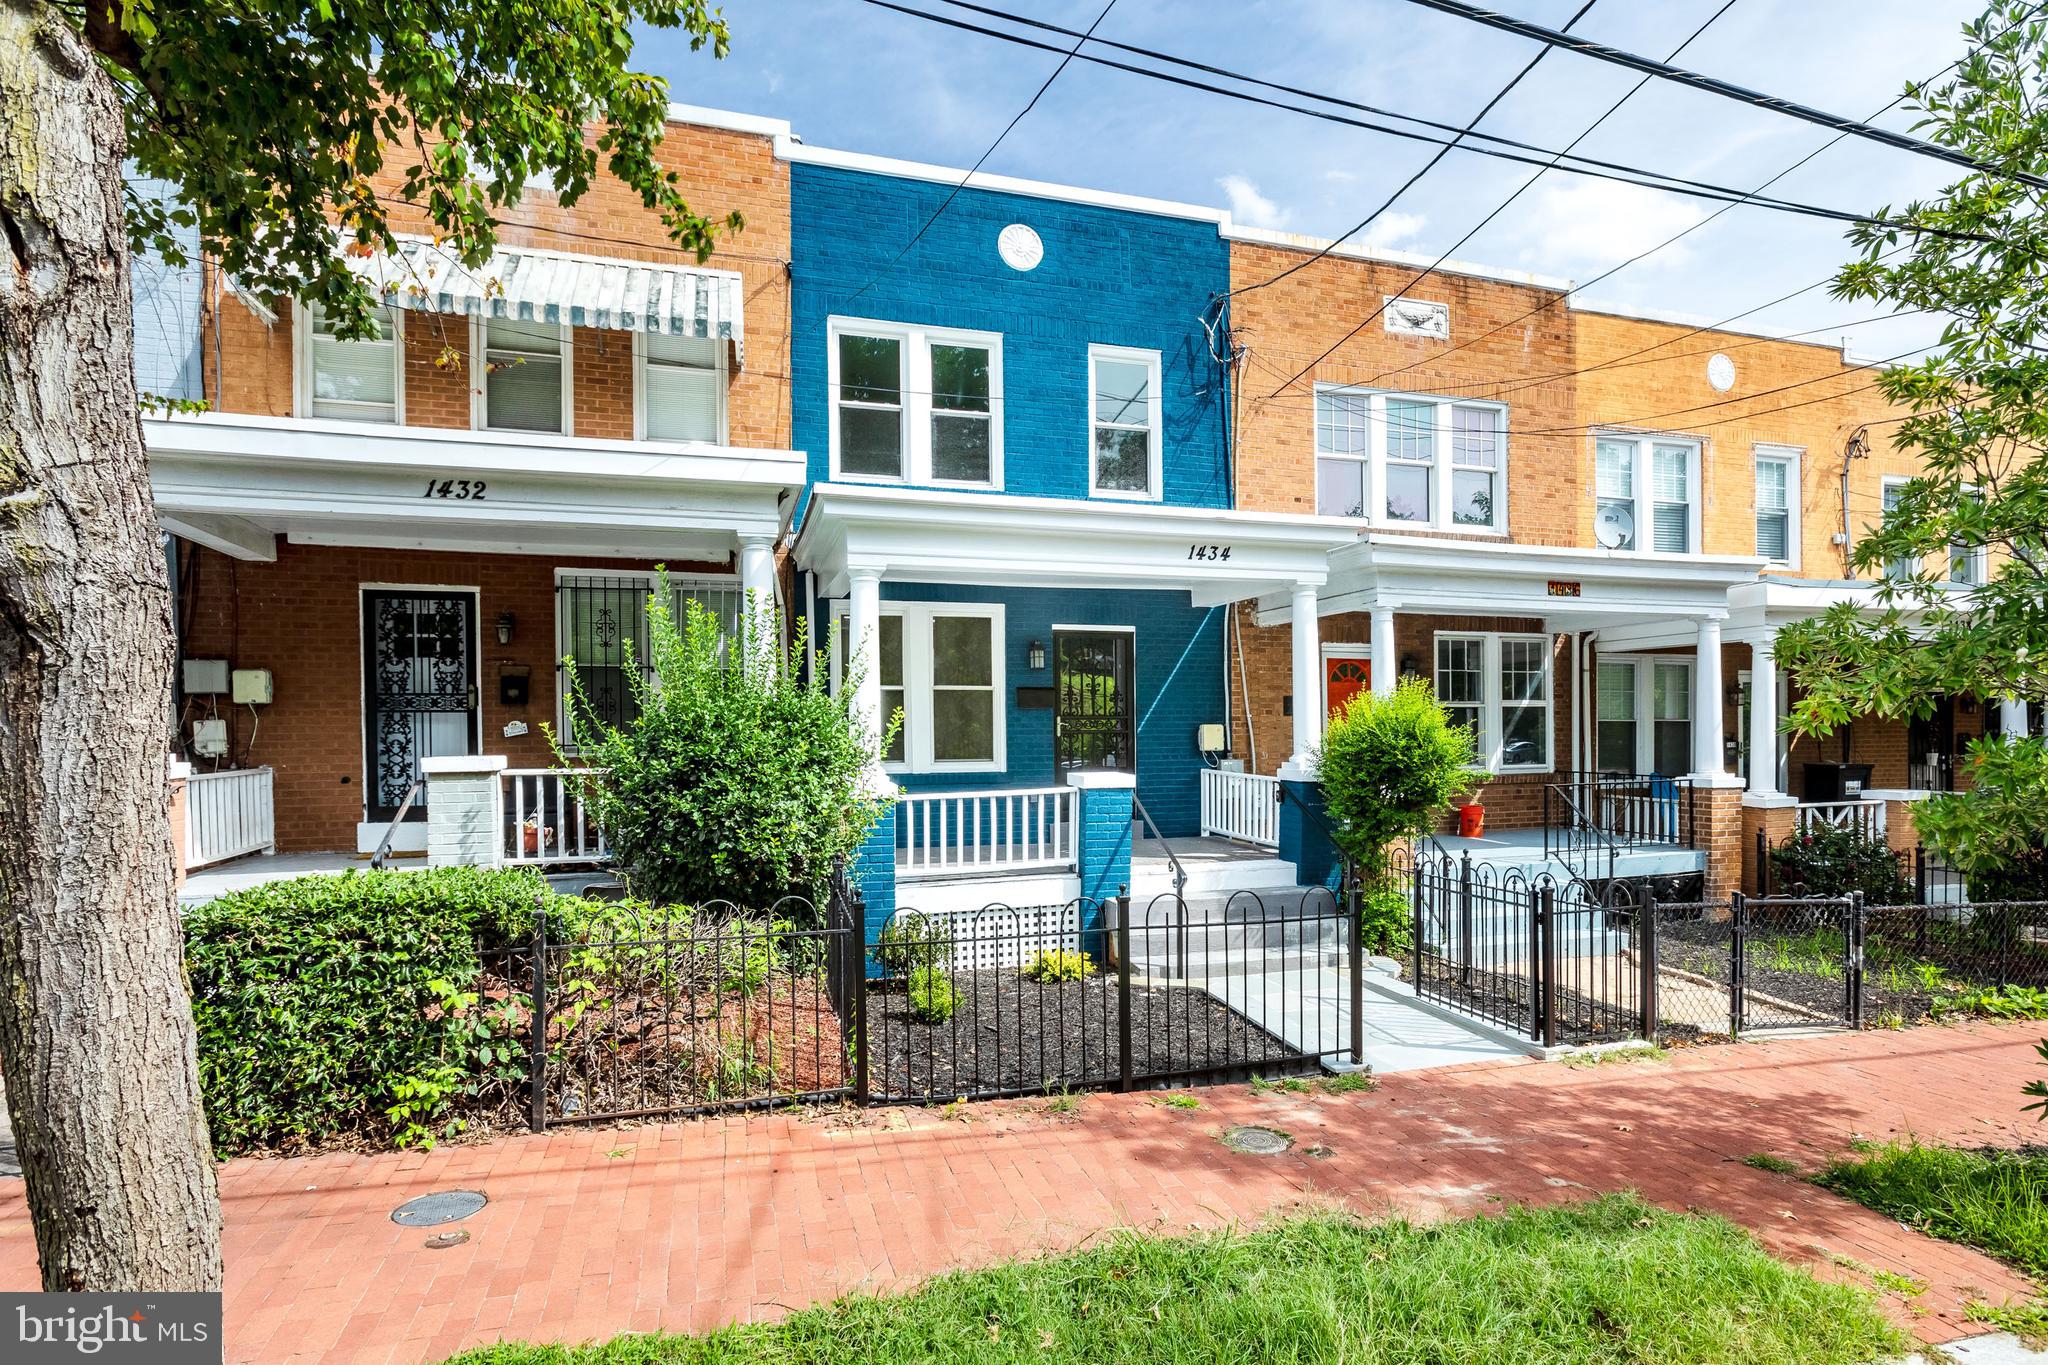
[
  {"x1": 192, "y1": 718, "x2": 229, "y2": 758},
  {"x1": 182, "y1": 658, "x2": 229, "y2": 695},
  {"x1": 1196, "y1": 723, "x2": 1225, "y2": 752},
  {"x1": 231, "y1": 668, "x2": 274, "y2": 705}
]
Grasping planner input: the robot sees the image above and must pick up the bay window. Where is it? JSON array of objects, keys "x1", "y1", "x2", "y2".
[
  {"x1": 1313, "y1": 386, "x2": 1507, "y2": 533},
  {"x1": 301, "y1": 302, "x2": 402, "y2": 422},
  {"x1": 638, "y1": 333, "x2": 724, "y2": 443},
  {"x1": 829, "y1": 318, "x2": 1002, "y2": 488},
  {"x1": 1433, "y1": 632, "x2": 1551, "y2": 773},
  {"x1": 832, "y1": 600, "x2": 1005, "y2": 773},
  {"x1": 479, "y1": 318, "x2": 570, "y2": 434},
  {"x1": 1089, "y1": 345, "x2": 1162, "y2": 499},
  {"x1": 1592, "y1": 434, "x2": 1699, "y2": 554}
]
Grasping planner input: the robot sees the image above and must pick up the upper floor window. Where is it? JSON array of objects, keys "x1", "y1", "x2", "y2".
[
  {"x1": 479, "y1": 319, "x2": 570, "y2": 434},
  {"x1": 1950, "y1": 486, "x2": 1985, "y2": 585},
  {"x1": 1434, "y1": 631, "x2": 1551, "y2": 773},
  {"x1": 1594, "y1": 434, "x2": 1698, "y2": 554},
  {"x1": 1881, "y1": 478, "x2": 1916, "y2": 581},
  {"x1": 1313, "y1": 387, "x2": 1507, "y2": 533},
  {"x1": 637, "y1": 333, "x2": 724, "y2": 444},
  {"x1": 302, "y1": 302, "x2": 402, "y2": 423},
  {"x1": 1089, "y1": 345, "x2": 1162, "y2": 500},
  {"x1": 829, "y1": 318, "x2": 1001, "y2": 488},
  {"x1": 1754, "y1": 446, "x2": 1800, "y2": 566}
]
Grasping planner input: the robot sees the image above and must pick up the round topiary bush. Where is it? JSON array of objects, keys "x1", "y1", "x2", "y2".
[{"x1": 1317, "y1": 677, "x2": 1477, "y2": 889}]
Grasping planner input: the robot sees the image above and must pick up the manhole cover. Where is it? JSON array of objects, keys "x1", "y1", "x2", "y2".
[
  {"x1": 392, "y1": 1190, "x2": 487, "y2": 1227},
  {"x1": 1220, "y1": 1125, "x2": 1292, "y2": 1156}
]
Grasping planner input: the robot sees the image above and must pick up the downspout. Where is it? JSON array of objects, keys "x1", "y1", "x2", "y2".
[
  {"x1": 1234, "y1": 605, "x2": 1258, "y2": 774},
  {"x1": 1571, "y1": 631, "x2": 1585, "y2": 775}
]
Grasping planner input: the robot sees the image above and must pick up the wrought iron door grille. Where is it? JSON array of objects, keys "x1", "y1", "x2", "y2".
[
  {"x1": 1055, "y1": 632, "x2": 1135, "y2": 773},
  {"x1": 557, "y1": 575, "x2": 744, "y2": 742}
]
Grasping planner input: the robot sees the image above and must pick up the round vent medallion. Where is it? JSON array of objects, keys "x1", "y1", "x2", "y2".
[
  {"x1": 997, "y1": 223, "x2": 1044, "y2": 272},
  {"x1": 1707, "y1": 352, "x2": 1736, "y2": 392}
]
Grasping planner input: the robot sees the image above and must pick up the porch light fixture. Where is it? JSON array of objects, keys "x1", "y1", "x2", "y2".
[
  {"x1": 1724, "y1": 682, "x2": 1744, "y2": 708},
  {"x1": 1027, "y1": 639, "x2": 1046, "y2": 671},
  {"x1": 496, "y1": 611, "x2": 516, "y2": 647},
  {"x1": 1399, "y1": 652, "x2": 1421, "y2": 682}
]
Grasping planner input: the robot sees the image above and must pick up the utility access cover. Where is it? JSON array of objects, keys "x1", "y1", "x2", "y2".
[
  {"x1": 392, "y1": 1190, "x2": 487, "y2": 1227},
  {"x1": 1220, "y1": 1126, "x2": 1292, "y2": 1156}
]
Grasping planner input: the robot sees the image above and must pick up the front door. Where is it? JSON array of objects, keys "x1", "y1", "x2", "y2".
[
  {"x1": 1325, "y1": 653, "x2": 1370, "y2": 722},
  {"x1": 1908, "y1": 696, "x2": 1957, "y2": 790},
  {"x1": 362, "y1": 589, "x2": 481, "y2": 823},
  {"x1": 1054, "y1": 630, "x2": 1135, "y2": 774}
]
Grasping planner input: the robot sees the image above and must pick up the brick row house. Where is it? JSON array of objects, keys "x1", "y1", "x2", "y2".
[{"x1": 141, "y1": 102, "x2": 2026, "y2": 906}]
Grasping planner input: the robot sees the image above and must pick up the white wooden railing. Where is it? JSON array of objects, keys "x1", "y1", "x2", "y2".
[
  {"x1": 1797, "y1": 799, "x2": 1887, "y2": 839},
  {"x1": 501, "y1": 768, "x2": 611, "y2": 866},
  {"x1": 898, "y1": 786, "x2": 1076, "y2": 877},
  {"x1": 1199, "y1": 767, "x2": 1280, "y2": 848},
  {"x1": 183, "y1": 766, "x2": 275, "y2": 869}
]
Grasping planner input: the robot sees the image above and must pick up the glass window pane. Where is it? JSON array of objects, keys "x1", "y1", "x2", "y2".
[
  {"x1": 1385, "y1": 462, "x2": 1430, "y2": 522},
  {"x1": 838, "y1": 334, "x2": 901, "y2": 403},
  {"x1": 487, "y1": 355, "x2": 563, "y2": 432},
  {"x1": 1316, "y1": 391, "x2": 1370, "y2": 456},
  {"x1": 1386, "y1": 399, "x2": 1436, "y2": 463},
  {"x1": 1094, "y1": 427, "x2": 1151, "y2": 492},
  {"x1": 1757, "y1": 510, "x2": 1789, "y2": 562},
  {"x1": 1652, "y1": 502, "x2": 1690, "y2": 554},
  {"x1": 310, "y1": 304, "x2": 396, "y2": 421},
  {"x1": 1093, "y1": 358, "x2": 1151, "y2": 425},
  {"x1": 931, "y1": 344, "x2": 990, "y2": 413},
  {"x1": 1653, "y1": 721, "x2": 1691, "y2": 777},
  {"x1": 1444, "y1": 704, "x2": 1483, "y2": 738},
  {"x1": 643, "y1": 362, "x2": 719, "y2": 442},
  {"x1": 1435, "y1": 637, "x2": 1483, "y2": 704},
  {"x1": 932, "y1": 689, "x2": 995, "y2": 763},
  {"x1": 645, "y1": 332, "x2": 719, "y2": 367},
  {"x1": 1595, "y1": 498, "x2": 1637, "y2": 550},
  {"x1": 879, "y1": 614, "x2": 903, "y2": 687},
  {"x1": 1653, "y1": 662, "x2": 1690, "y2": 720},
  {"x1": 1500, "y1": 640, "x2": 1547, "y2": 701},
  {"x1": 881, "y1": 687, "x2": 907, "y2": 763},
  {"x1": 1452, "y1": 470, "x2": 1495, "y2": 526},
  {"x1": 1597, "y1": 721, "x2": 1636, "y2": 773},
  {"x1": 1502, "y1": 705, "x2": 1547, "y2": 767},
  {"x1": 1652, "y1": 445, "x2": 1690, "y2": 502},
  {"x1": 1317, "y1": 458, "x2": 1365, "y2": 518},
  {"x1": 488, "y1": 318, "x2": 562, "y2": 354},
  {"x1": 1755, "y1": 458, "x2": 1788, "y2": 510},
  {"x1": 931, "y1": 615, "x2": 992, "y2": 686},
  {"x1": 1452, "y1": 407, "x2": 1498, "y2": 467},
  {"x1": 840, "y1": 407, "x2": 903, "y2": 477},
  {"x1": 1596, "y1": 440, "x2": 1634, "y2": 498},
  {"x1": 1598, "y1": 662, "x2": 1635, "y2": 720},
  {"x1": 932, "y1": 414, "x2": 991, "y2": 482}
]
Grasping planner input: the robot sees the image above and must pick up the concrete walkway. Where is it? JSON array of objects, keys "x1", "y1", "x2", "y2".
[{"x1": 1, "y1": 1023, "x2": 2041, "y2": 1364}]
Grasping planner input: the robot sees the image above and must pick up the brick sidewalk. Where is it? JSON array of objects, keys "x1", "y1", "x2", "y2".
[{"x1": 2, "y1": 1023, "x2": 2042, "y2": 1364}]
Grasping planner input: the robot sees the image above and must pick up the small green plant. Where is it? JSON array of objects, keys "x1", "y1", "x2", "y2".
[
  {"x1": 1357, "y1": 886, "x2": 1412, "y2": 957},
  {"x1": 714, "y1": 927, "x2": 780, "y2": 996},
  {"x1": 875, "y1": 910, "x2": 949, "y2": 975},
  {"x1": 1871, "y1": 1269, "x2": 1926, "y2": 1298},
  {"x1": 2027, "y1": 1038, "x2": 2047, "y2": 1121},
  {"x1": 908, "y1": 964, "x2": 957, "y2": 1024},
  {"x1": 1250, "y1": 1075, "x2": 1313, "y2": 1095},
  {"x1": 1562, "y1": 1044, "x2": 1669, "y2": 1069},
  {"x1": 1042, "y1": 1087, "x2": 1082, "y2": 1116},
  {"x1": 1768, "y1": 825, "x2": 1914, "y2": 904},
  {"x1": 1020, "y1": 949, "x2": 1093, "y2": 983},
  {"x1": 1154, "y1": 1092, "x2": 1201, "y2": 1110},
  {"x1": 1317, "y1": 677, "x2": 1476, "y2": 890},
  {"x1": 1820, "y1": 1140, "x2": 2048, "y2": 1278},
  {"x1": 1318, "y1": 1070, "x2": 1377, "y2": 1095},
  {"x1": 1935, "y1": 985, "x2": 2048, "y2": 1021},
  {"x1": 1744, "y1": 1153, "x2": 1801, "y2": 1175},
  {"x1": 1967, "y1": 1297, "x2": 2048, "y2": 1348}
]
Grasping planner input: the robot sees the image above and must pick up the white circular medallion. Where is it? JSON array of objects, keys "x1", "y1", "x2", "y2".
[
  {"x1": 997, "y1": 223, "x2": 1044, "y2": 272},
  {"x1": 1707, "y1": 352, "x2": 1736, "y2": 392}
]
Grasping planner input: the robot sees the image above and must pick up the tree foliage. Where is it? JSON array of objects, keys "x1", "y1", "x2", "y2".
[
  {"x1": 1316, "y1": 679, "x2": 1476, "y2": 889},
  {"x1": 1912, "y1": 738, "x2": 2048, "y2": 899}
]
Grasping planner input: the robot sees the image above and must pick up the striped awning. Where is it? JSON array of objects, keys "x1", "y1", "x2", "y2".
[{"x1": 339, "y1": 236, "x2": 746, "y2": 365}]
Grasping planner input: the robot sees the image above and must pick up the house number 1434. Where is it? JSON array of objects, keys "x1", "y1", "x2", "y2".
[
  {"x1": 1186, "y1": 543, "x2": 1232, "y2": 561},
  {"x1": 421, "y1": 478, "x2": 487, "y2": 500}
]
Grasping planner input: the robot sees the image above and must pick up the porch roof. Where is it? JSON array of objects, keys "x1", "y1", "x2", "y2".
[
  {"x1": 792, "y1": 483, "x2": 1357, "y2": 602},
  {"x1": 147, "y1": 412, "x2": 801, "y2": 563},
  {"x1": 1258, "y1": 533, "x2": 1767, "y2": 630}
]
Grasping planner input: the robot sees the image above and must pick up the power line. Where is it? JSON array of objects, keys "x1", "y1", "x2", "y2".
[
  {"x1": 1397, "y1": 0, "x2": 2048, "y2": 191},
  {"x1": 1259, "y1": 0, "x2": 1744, "y2": 398}
]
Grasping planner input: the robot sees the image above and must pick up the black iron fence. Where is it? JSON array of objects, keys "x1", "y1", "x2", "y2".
[{"x1": 1541, "y1": 773, "x2": 1698, "y2": 868}]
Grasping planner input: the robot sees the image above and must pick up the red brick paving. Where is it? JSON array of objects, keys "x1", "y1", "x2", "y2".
[{"x1": 3, "y1": 1022, "x2": 2043, "y2": 1364}]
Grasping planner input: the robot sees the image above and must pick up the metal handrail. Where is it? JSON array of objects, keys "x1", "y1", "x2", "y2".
[
  {"x1": 1129, "y1": 792, "x2": 1187, "y2": 902},
  {"x1": 369, "y1": 777, "x2": 426, "y2": 870},
  {"x1": 1542, "y1": 780, "x2": 1619, "y2": 884}
]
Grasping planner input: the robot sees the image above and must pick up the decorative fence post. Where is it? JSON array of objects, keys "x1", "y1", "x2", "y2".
[
  {"x1": 1729, "y1": 891, "x2": 1747, "y2": 1037},
  {"x1": 1537, "y1": 884, "x2": 1559, "y2": 1048},
  {"x1": 1638, "y1": 889, "x2": 1660, "y2": 1042},
  {"x1": 1346, "y1": 866, "x2": 1364, "y2": 1066},
  {"x1": 1458, "y1": 852, "x2": 1474, "y2": 988},
  {"x1": 1115, "y1": 886, "x2": 1134, "y2": 1093},
  {"x1": 1410, "y1": 856, "x2": 1425, "y2": 986},
  {"x1": 1847, "y1": 892, "x2": 1866, "y2": 1029},
  {"x1": 852, "y1": 889, "x2": 870, "y2": 1103},
  {"x1": 528, "y1": 898, "x2": 548, "y2": 1133}
]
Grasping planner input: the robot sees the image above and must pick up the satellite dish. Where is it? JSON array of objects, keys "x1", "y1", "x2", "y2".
[{"x1": 1595, "y1": 503, "x2": 1636, "y2": 549}]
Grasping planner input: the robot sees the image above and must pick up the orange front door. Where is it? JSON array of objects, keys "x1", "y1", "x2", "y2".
[{"x1": 1325, "y1": 656, "x2": 1370, "y2": 721}]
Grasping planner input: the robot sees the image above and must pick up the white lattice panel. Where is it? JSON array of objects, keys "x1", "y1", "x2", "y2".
[{"x1": 925, "y1": 903, "x2": 1083, "y2": 972}]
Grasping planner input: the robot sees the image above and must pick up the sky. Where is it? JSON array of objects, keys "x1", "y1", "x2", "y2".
[{"x1": 637, "y1": 0, "x2": 1988, "y2": 360}]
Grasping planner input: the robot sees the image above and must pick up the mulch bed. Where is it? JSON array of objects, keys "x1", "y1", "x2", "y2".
[
  {"x1": 1412, "y1": 956, "x2": 1647, "y2": 1048},
  {"x1": 864, "y1": 970, "x2": 1302, "y2": 1100}
]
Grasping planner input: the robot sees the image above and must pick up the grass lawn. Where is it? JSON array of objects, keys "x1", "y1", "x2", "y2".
[
  {"x1": 1818, "y1": 1140, "x2": 2048, "y2": 1280},
  {"x1": 441, "y1": 1193, "x2": 1906, "y2": 1364}
]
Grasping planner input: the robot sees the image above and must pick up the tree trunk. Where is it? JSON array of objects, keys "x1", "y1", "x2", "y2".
[{"x1": 0, "y1": 0, "x2": 223, "y2": 1291}]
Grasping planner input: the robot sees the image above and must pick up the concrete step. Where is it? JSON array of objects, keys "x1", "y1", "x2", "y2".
[{"x1": 1130, "y1": 854, "x2": 1299, "y2": 900}]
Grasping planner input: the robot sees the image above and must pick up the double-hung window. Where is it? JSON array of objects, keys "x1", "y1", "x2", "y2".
[
  {"x1": 829, "y1": 318, "x2": 1002, "y2": 488},
  {"x1": 1089, "y1": 345, "x2": 1162, "y2": 499},
  {"x1": 1312, "y1": 386, "x2": 1508, "y2": 532},
  {"x1": 1880, "y1": 479, "x2": 1917, "y2": 581},
  {"x1": 832, "y1": 601, "x2": 1005, "y2": 773},
  {"x1": 479, "y1": 318, "x2": 570, "y2": 433},
  {"x1": 1592, "y1": 434, "x2": 1699, "y2": 554},
  {"x1": 555, "y1": 571, "x2": 743, "y2": 748},
  {"x1": 1754, "y1": 447, "x2": 1799, "y2": 566},
  {"x1": 1434, "y1": 632, "x2": 1551, "y2": 773},
  {"x1": 1595, "y1": 657, "x2": 1693, "y2": 775},
  {"x1": 637, "y1": 333, "x2": 724, "y2": 443},
  {"x1": 302, "y1": 302, "x2": 402, "y2": 422},
  {"x1": 1950, "y1": 486, "x2": 1985, "y2": 585}
]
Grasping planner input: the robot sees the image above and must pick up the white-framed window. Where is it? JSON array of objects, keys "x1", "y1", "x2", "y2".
[
  {"x1": 1089, "y1": 344, "x2": 1163, "y2": 500},
  {"x1": 1880, "y1": 477, "x2": 1917, "y2": 581},
  {"x1": 297, "y1": 301, "x2": 403, "y2": 423},
  {"x1": 1950, "y1": 485, "x2": 1985, "y2": 585},
  {"x1": 1313, "y1": 386, "x2": 1508, "y2": 533},
  {"x1": 1591, "y1": 434, "x2": 1700, "y2": 554},
  {"x1": 636, "y1": 332, "x2": 725, "y2": 443},
  {"x1": 831, "y1": 600, "x2": 1006, "y2": 774},
  {"x1": 475, "y1": 318, "x2": 572, "y2": 434},
  {"x1": 1433, "y1": 631, "x2": 1552, "y2": 773},
  {"x1": 827, "y1": 317, "x2": 1002, "y2": 488},
  {"x1": 1595, "y1": 656, "x2": 1693, "y2": 776},
  {"x1": 1754, "y1": 445, "x2": 1800, "y2": 566},
  {"x1": 554, "y1": 570, "x2": 742, "y2": 748}
]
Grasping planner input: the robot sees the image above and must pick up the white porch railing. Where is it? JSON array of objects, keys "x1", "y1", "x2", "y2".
[
  {"x1": 898, "y1": 786, "x2": 1076, "y2": 877},
  {"x1": 1199, "y1": 767, "x2": 1280, "y2": 848},
  {"x1": 501, "y1": 768, "x2": 611, "y2": 866},
  {"x1": 1797, "y1": 799, "x2": 1887, "y2": 839},
  {"x1": 184, "y1": 767, "x2": 275, "y2": 869}
]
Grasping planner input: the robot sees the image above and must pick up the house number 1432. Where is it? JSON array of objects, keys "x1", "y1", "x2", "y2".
[
  {"x1": 1186, "y1": 543, "x2": 1232, "y2": 561},
  {"x1": 421, "y1": 478, "x2": 487, "y2": 500}
]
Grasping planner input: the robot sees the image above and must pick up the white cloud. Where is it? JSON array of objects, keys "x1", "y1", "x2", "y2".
[
  {"x1": 1218, "y1": 174, "x2": 1292, "y2": 229},
  {"x1": 1358, "y1": 211, "x2": 1426, "y2": 251},
  {"x1": 1506, "y1": 180, "x2": 1709, "y2": 272}
]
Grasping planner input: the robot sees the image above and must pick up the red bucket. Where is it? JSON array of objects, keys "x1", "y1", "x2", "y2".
[{"x1": 1458, "y1": 803, "x2": 1485, "y2": 839}]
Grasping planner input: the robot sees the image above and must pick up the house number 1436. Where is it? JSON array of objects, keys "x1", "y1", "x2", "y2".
[
  {"x1": 1186, "y1": 543, "x2": 1232, "y2": 561},
  {"x1": 421, "y1": 478, "x2": 487, "y2": 500}
]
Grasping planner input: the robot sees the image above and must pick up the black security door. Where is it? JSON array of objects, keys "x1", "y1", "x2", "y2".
[
  {"x1": 1054, "y1": 630, "x2": 1135, "y2": 774},
  {"x1": 362, "y1": 590, "x2": 481, "y2": 823}
]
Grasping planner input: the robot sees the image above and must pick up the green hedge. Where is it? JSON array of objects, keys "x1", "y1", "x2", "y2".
[{"x1": 185, "y1": 866, "x2": 549, "y2": 1153}]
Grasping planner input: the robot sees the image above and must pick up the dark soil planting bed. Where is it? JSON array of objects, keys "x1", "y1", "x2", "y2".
[{"x1": 864, "y1": 969, "x2": 1303, "y2": 1100}]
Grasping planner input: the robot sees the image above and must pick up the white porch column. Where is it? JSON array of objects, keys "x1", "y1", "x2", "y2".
[
  {"x1": 1283, "y1": 581, "x2": 1321, "y2": 777},
  {"x1": 1693, "y1": 616, "x2": 1726, "y2": 777},
  {"x1": 847, "y1": 567, "x2": 884, "y2": 770},
  {"x1": 2000, "y1": 697, "x2": 2029, "y2": 739},
  {"x1": 1369, "y1": 606, "x2": 1397, "y2": 698},
  {"x1": 1746, "y1": 634, "x2": 1781, "y2": 797},
  {"x1": 739, "y1": 533, "x2": 777, "y2": 666}
]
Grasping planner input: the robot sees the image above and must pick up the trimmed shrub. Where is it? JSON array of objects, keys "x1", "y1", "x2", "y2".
[
  {"x1": 1318, "y1": 678, "x2": 1476, "y2": 888},
  {"x1": 1021, "y1": 949, "x2": 1093, "y2": 983},
  {"x1": 185, "y1": 866, "x2": 548, "y2": 1153},
  {"x1": 908, "y1": 964, "x2": 956, "y2": 1024},
  {"x1": 1359, "y1": 885, "x2": 1413, "y2": 957},
  {"x1": 1770, "y1": 825, "x2": 1915, "y2": 904}
]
